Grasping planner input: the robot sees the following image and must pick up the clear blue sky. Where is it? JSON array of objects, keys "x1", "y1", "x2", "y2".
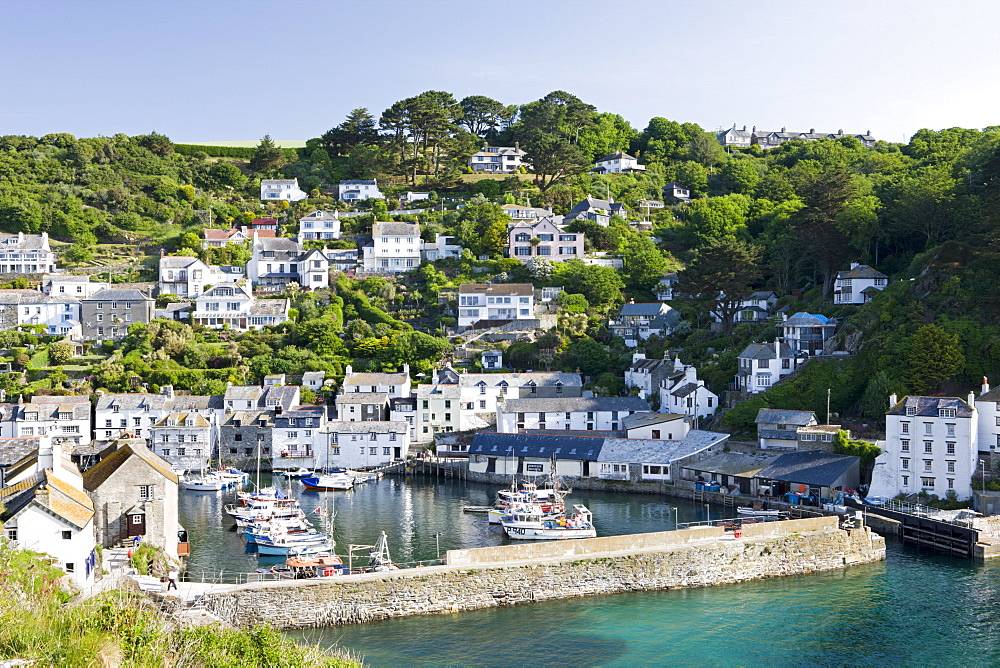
[{"x1": 3, "y1": 0, "x2": 999, "y2": 143}]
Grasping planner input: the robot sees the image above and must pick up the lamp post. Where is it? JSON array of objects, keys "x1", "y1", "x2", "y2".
[
  {"x1": 981, "y1": 459, "x2": 987, "y2": 497},
  {"x1": 433, "y1": 532, "x2": 443, "y2": 561},
  {"x1": 670, "y1": 506, "x2": 679, "y2": 528}
]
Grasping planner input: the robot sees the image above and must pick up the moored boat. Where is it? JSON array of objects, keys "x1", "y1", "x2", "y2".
[
  {"x1": 301, "y1": 470, "x2": 356, "y2": 491},
  {"x1": 501, "y1": 504, "x2": 597, "y2": 541},
  {"x1": 736, "y1": 506, "x2": 782, "y2": 517},
  {"x1": 180, "y1": 476, "x2": 225, "y2": 492},
  {"x1": 276, "y1": 467, "x2": 314, "y2": 478}
]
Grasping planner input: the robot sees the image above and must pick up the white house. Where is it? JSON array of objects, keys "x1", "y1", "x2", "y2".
[
  {"x1": 621, "y1": 412, "x2": 690, "y2": 441},
  {"x1": 260, "y1": 179, "x2": 308, "y2": 202},
  {"x1": 501, "y1": 204, "x2": 557, "y2": 223},
  {"x1": 339, "y1": 179, "x2": 383, "y2": 202},
  {"x1": 41, "y1": 274, "x2": 101, "y2": 298},
  {"x1": 297, "y1": 210, "x2": 341, "y2": 242},
  {"x1": 272, "y1": 406, "x2": 326, "y2": 469},
  {"x1": 663, "y1": 182, "x2": 691, "y2": 203},
  {"x1": 658, "y1": 358, "x2": 718, "y2": 420},
  {"x1": 95, "y1": 387, "x2": 222, "y2": 444},
  {"x1": 362, "y1": 221, "x2": 423, "y2": 273},
  {"x1": 422, "y1": 234, "x2": 463, "y2": 262},
  {"x1": 834, "y1": 263, "x2": 888, "y2": 304},
  {"x1": 874, "y1": 394, "x2": 978, "y2": 500},
  {"x1": 0, "y1": 445, "x2": 97, "y2": 588},
  {"x1": 457, "y1": 283, "x2": 536, "y2": 329},
  {"x1": 343, "y1": 365, "x2": 412, "y2": 397},
  {"x1": 716, "y1": 125, "x2": 753, "y2": 148},
  {"x1": 482, "y1": 350, "x2": 503, "y2": 370},
  {"x1": 0, "y1": 290, "x2": 80, "y2": 336},
  {"x1": 563, "y1": 197, "x2": 626, "y2": 227},
  {"x1": 711, "y1": 291, "x2": 778, "y2": 324},
  {"x1": 508, "y1": 217, "x2": 583, "y2": 262},
  {"x1": 782, "y1": 312, "x2": 837, "y2": 355},
  {"x1": 0, "y1": 232, "x2": 58, "y2": 274},
  {"x1": 654, "y1": 273, "x2": 679, "y2": 301},
  {"x1": 322, "y1": 421, "x2": 410, "y2": 469},
  {"x1": 400, "y1": 192, "x2": 431, "y2": 204},
  {"x1": 10, "y1": 396, "x2": 92, "y2": 447},
  {"x1": 192, "y1": 284, "x2": 290, "y2": 332},
  {"x1": 247, "y1": 236, "x2": 330, "y2": 290},
  {"x1": 609, "y1": 302, "x2": 681, "y2": 347},
  {"x1": 975, "y1": 379, "x2": 1000, "y2": 452},
  {"x1": 469, "y1": 144, "x2": 526, "y2": 173},
  {"x1": 301, "y1": 371, "x2": 327, "y2": 391},
  {"x1": 591, "y1": 151, "x2": 646, "y2": 173},
  {"x1": 158, "y1": 256, "x2": 243, "y2": 298},
  {"x1": 496, "y1": 396, "x2": 651, "y2": 433},
  {"x1": 735, "y1": 340, "x2": 804, "y2": 394}
]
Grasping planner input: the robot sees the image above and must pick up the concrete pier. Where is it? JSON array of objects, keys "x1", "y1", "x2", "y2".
[{"x1": 200, "y1": 517, "x2": 886, "y2": 629}]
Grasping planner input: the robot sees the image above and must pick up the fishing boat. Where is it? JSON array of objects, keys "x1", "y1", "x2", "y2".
[
  {"x1": 301, "y1": 470, "x2": 356, "y2": 491},
  {"x1": 488, "y1": 496, "x2": 565, "y2": 525},
  {"x1": 736, "y1": 506, "x2": 782, "y2": 517},
  {"x1": 180, "y1": 476, "x2": 225, "y2": 492},
  {"x1": 276, "y1": 467, "x2": 314, "y2": 478},
  {"x1": 285, "y1": 553, "x2": 345, "y2": 578},
  {"x1": 501, "y1": 504, "x2": 597, "y2": 541},
  {"x1": 255, "y1": 533, "x2": 332, "y2": 556},
  {"x1": 214, "y1": 468, "x2": 250, "y2": 487}
]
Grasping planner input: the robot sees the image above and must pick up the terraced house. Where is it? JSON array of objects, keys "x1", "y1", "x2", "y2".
[{"x1": 80, "y1": 289, "x2": 154, "y2": 341}]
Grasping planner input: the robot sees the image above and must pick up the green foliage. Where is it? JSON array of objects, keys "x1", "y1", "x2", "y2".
[
  {"x1": 48, "y1": 341, "x2": 74, "y2": 366},
  {"x1": 905, "y1": 324, "x2": 965, "y2": 394},
  {"x1": 833, "y1": 429, "x2": 882, "y2": 466}
]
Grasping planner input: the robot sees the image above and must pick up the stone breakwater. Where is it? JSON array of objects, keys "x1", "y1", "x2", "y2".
[{"x1": 203, "y1": 517, "x2": 885, "y2": 630}]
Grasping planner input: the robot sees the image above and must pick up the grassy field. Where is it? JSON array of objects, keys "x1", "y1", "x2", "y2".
[{"x1": 178, "y1": 140, "x2": 308, "y2": 148}]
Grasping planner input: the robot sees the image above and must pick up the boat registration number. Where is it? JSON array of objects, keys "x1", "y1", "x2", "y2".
[{"x1": 509, "y1": 527, "x2": 526, "y2": 534}]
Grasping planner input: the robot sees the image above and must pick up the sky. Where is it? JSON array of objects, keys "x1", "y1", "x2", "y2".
[{"x1": 3, "y1": 0, "x2": 1000, "y2": 144}]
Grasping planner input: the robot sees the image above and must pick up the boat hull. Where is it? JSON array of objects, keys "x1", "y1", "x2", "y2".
[
  {"x1": 301, "y1": 475, "x2": 354, "y2": 491},
  {"x1": 502, "y1": 524, "x2": 597, "y2": 540}
]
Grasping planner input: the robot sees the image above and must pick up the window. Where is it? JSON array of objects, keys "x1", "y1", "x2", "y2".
[
  {"x1": 902, "y1": 475, "x2": 909, "y2": 486},
  {"x1": 901, "y1": 422, "x2": 910, "y2": 434},
  {"x1": 652, "y1": 430, "x2": 660, "y2": 439},
  {"x1": 235, "y1": 433, "x2": 242, "y2": 441},
  {"x1": 369, "y1": 447, "x2": 377, "y2": 455},
  {"x1": 901, "y1": 439, "x2": 910, "y2": 452},
  {"x1": 948, "y1": 478, "x2": 955, "y2": 490},
  {"x1": 139, "y1": 485, "x2": 153, "y2": 500},
  {"x1": 758, "y1": 359, "x2": 769, "y2": 369},
  {"x1": 480, "y1": 400, "x2": 486, "y2": 409},
  {"x1": 178, "y1": 448, "x2": 185, "y2": 456},
  {"x1": 370, "y1": 432, "x2": 377, "y2": 441},
  {"x1": 947, "y1": 461, "x2": 955, "y2": 473},
  {"x1": 946, "y1": 424, "x2": 955, "y2": 437},
  {"x1": 921, "y1": 477, "x2": 935, "y2": 488},
  {"x1": 923, "y1": 460, "x2": 933, "y2": 472},
  {"x1": 901, "y1": 458, "x2": 909, "y2": 470},
  {"x1": 924, "y1": 441, "x2": 933, "y2": 454},
  {"x1": 939, "y1": 408, "x2": 956, "y2": 419},
  {"x1": 65, "y1": 563, "x2": 75, "y2": 573},
  {"x1": 906, "y1": 406, "x2": 916, "y2": 416},
  {"x1": 62, "y1": 530, "x2": 72, "y2": 540},
  {"x1": 946, "y1": 442, "x2": 955, "y2": 455},
  {"x1": 332, "y1": 447, "x2": 341, "y2": 455},
  {"x1": 162, "y1": 449, "x2": 169, "y2": 456},
  {"x1": 383, "y1": 447, "x2": 390, "y2": 455},
  {"x1": 5, "y1": 528, "x2": 15, "y2": 542},
  {"x1": 924, "y1": 423, "x2": 933, "y2": 436}
]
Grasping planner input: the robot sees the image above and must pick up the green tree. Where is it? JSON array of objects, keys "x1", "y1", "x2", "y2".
[
  {"x1": 905, "y1": 324, "x2": 965, "y2": 394},
  {"x1": 678, "y1": 193, "x2": 752, "y2": 245},
  {"x1": 720, "y1": 158, "x2": 762, "y2": 194},
  {"x1": 48, "y1": 341, "x2": 74, "y2": 365},
  {"x1": 321, "y1": 108, "x2": 379, "y2": 156},
  {"x1": 249, "y1": 134, "x2": 286, "y2": 172},
  {"x1": 456, "y1": 203, "x2": 511, "y2": 258},
  {"x1": 620, "y1": 234, "x2": 668, "y2": 294},
  {"x1": 794, "y1": 168, "x2": 856, "y2": 297},
  {"x1": 514, "y1": 91, "x2": 596, "y2": 189},
  {"x1": 459, "y1": 95, "x2": 511, "y2": 138},
  {"x1": 677, "y1": 238, "x2": 763, "y2": 336},
  {"x1": 556, "y1": 261, "x2": 624, "y2": 308},
  {"x1": 687, "y1": 132, "x2": 725, "y2": 166},
  {"x1": 833, "y1": 430, "x2": 882, "y2": 467}
]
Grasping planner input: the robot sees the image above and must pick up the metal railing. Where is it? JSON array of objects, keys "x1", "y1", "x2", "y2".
[{"x1": 180, "y1": 557, "x2": 446, "y2": 585}]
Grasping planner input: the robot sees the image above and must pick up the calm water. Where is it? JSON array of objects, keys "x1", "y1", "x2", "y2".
[{"x1": 179, "y1": 476, "x2": 1000, "y2": 666}]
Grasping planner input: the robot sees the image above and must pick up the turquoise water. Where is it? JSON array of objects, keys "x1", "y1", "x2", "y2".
[
  {"x1": 179, "y1": 476, "x2": 1000, "y2": 665},
  {"x1": 290, "y1": 545, "x2": 1000, "y2": 666}
]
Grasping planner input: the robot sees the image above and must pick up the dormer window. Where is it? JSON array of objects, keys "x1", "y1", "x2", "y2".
[
  {"x1": 939, "y1": 408, "x2": 957, "y2": 419},
  {"x1": 906, "y1": 406, "x2": 916, "y2": 416}
]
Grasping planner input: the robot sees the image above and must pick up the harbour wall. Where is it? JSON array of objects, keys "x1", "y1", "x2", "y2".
[{"x1": 201, "y1": 517, "x2": 886, "y2": 629}]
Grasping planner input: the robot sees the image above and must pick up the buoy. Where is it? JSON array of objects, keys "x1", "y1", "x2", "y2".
[
  {"x1": 127, "y1": 549, "x2": 133, "y2": 559},
  {"x1": 798, "y1": 484, "x2": 807, "y2": 493}
]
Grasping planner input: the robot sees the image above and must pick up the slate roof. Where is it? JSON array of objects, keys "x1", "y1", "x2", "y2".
[
  {"x1": 756, "y1": 409, "x2": 816, "y2": 426},
  {"x1": 373, "y1": 221, "x2": 419, "y2": 237},
  {"x1": 629, "y1": 357, "x2": 670, "y2": 372},
  {"x1": 327, "y1": 420, "x2": 408, "y2": 434},
  {"x1": 501, "y1": 396, "x2": 650, "y2": 413},
  {"x1": 470, "y1": 432, "x2": 604, "y2": 460},
  {"x1": 1, "y1": 470, "x2": 95, "y2": 529},
  {"x1": 459, "y1": 283, "x2": 534, "y2": 296},
  {"x1": 887, "y1": 396, "x2": 975, "y2": 418},
  {"x1": 169, "y1": 395, "x2": 223, "y2": 411},
  {"x1": 649, "y1": 311, "x2": 682, "y2": 329},
  {"x1": 262, "y1": 179, "x2": 299, "y2": 186},
  {"x1": 595, "y1": 151, "x2": 639, "y2": 163},
  {"x1": 159, "y1": 256, "x2": 201, "y2": 269},
  {"x1": 300, "y1": 210, "x2": 340, "y2": 222},
  {"x1": 0, "y1": 289, "x2": 79, "y2": 305},
  {"x1": 249, "y1": 299, "x2": 290, "y2": 318},
  {"x1": 566, "y1": 197, "x2": 616, "y2": 217},
  {"x1": 670, "y1": 382, "x2": 702, "y2": 398},
  {"x1": 340, "y1": 179, "x2": 378, "y2": 185},
  {"x1": 619, "y1": 302, "x2": 671, "y2": 317},
  {"x1": 684, "y1": 452, "x2": 779, "y2": 478},
  {"x1": 748, "y1": 291, "x2": 778, "y2": 301},
  {"x1": 344, "y1": 371, "x2": 408, "y2": 387},
  {"x1": 458, "y1": 372, "x2": 581, "y2": 389},
  {"x1": 390, "y1": 397, "x2": 417, "y2": 411},
  {"x1": 83, "y1": 289, "x2": 152, "y2": 302},
  {"x1": 222, "y1": 411, "x2": 272, "y2": 427},
  {"x1": 838, "y1": 264, "x2": 886, "y2": 280},
  {"x1": 0, "y1": 233, "x2": 50, "y2": 250},
  {"x1": 336, "y1": 392, "x2": 389, "y2": 404},
  {"x1": 598, "y1": 430, "x2": 726, "y2": 464},
  {"x1": 738, "y1": 342, "x2": 799, "y2": 360},
  {"x1": 82, "y1": 441, "x2": 178, "y2": 491},
  {"x1": 255, "y1": 237, "x2": 302, "y2": 252},
  {"x1": 0, "y1": 437, "x2": 45, "y2": 467},
  {"x1": 755, "y1": 450, "x2": 859, "y2": 487},
  {"x1": 152, "y1": 413, "x2": 210, "y2": 428},
  {"x1": 97, "y1": 393, "x2": 168, "y2": 411},
  {"x1": 302, "y1": 371, "x2": 326, "y2": 382},
  {"x1": 622, "y1": 412, "x2": 686, "y2": 429},
  {"x1": 415, "y1": 384, "x2": 461, "y2": 399}
]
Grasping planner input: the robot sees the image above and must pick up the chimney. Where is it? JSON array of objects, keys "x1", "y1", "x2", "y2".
[
  {"x1": 850, "y1": 262, "x2": 859, "y2": 269},
  {"x1": 344, "y1": 365, "x2": 353, "y2": 376},
  {"x1": 838, "y1": 129, "x2": 844, "y2": 135},
  {"x1": 969, "y1": 391, "x2": 976, "y2": 407},
  {"x1": 160, "y1": 384, "x2": 175, "y2": 399},
  {"x1": 810, "y1": 128, "x2": 815, "y2": 134},
  {"x1": 37, "y1": 439, "x2": 62, "y2": 473},
  {"x1": 781, "y1": 126, "x2": 786, "y2": 132},
  {"x1": 514, "y1": 141, "x2": 519, "y2": 151},
  {"x1": 629, "y1": 298, "x2": 635, "y2": 304},
  {"x1": 774, "y1": 338, "x2": 781, "y2": 359},
  {"x1": 632, "y1": 353, "x2": 646, "y2": 363},
  {"x1": 889, "y1": 393, "x2": 898, "y2": 409},
  {"x1": 742, "y1": 125, "x2": 747, "y2": 131},
  {"x1": 403, "y1": 363, "x2": 410, "y2": 378},
  {"x1": 983, "y1": 377, "x2": 990, "y2": 395}
]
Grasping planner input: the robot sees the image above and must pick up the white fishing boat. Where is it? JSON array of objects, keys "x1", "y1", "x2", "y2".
[
  {"x1": 276, "y1": 467, "x2": 314, "y2": 478},
  {"x1": 255, "y1": 532, "x2": 331, "y2": 556},
  {"x1": 736, "y1": 506, "x2": 782, "y2": 517},
  {"x1": 180, "y1": 476, "x2": 225, "y2": 492},
  {"x1": 488, "y1": 497, "x2": 566, "y2": 525},
  {"x1": 301, "y1": 470, "x2": 356, "y2": 491},
  {"x1": 214, "y1": 468, "x2": 250, "y2": 487},
  {"x1": 501, "y1": 504, "x2": 597, "y2": 541}
]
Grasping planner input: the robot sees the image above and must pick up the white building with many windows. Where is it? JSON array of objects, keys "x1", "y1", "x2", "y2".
[
  {"x1": 496, "y1": 396, "x2": 651, "y2": 433},
  {"x1": 361, "y1": 221, "x2": 423, "y2": 273},
  {"x1": 297, "y1": 210, "x2": 341, "y2": 242},
  {"x1": 149, "y1": 412, "x2": 215, "y2": 473},
  {"x1": 247, "y1": 237, "x2": 330, "y2": 290},
  {"x1": 875, "y1": 394, "x2": 978, "y2": 500},
  {"x1": 339, "y1": 179, "x2": 383, "y2": 202},
  {"x1": 322, "y1": 421, "x2": 410, "y2": 469},
  {"x1": 975, "y1": 379, "x2": 1000, "y2": 452},
  {"x1": 158, "y1": 256, "x2": 243, "y2": 298},
  {"x1": 469, "y1": 144, "x2": 526, "y2": 173},
  {"x1": 507, "y1": 217, "x2": 583, "y2": 262},
  {"x1": 0, "y1": 232, "x2": 58, "y2": 274},
  {"x1": 261, "y1": 178, "x2": 308, "y2": 202},
  {"x1": 0, "y1": 290, "x2": 80, "y2": 336},
  {"x1": 457, "y1": 283, "x2": 535, "y2": 329},
  {"x1": 735, "y1": 340, "x2": 804, "y2": 394},
  {"x1": 834, "y1": 263, "x2": 888, "y2": 304},
  {"x1": 192, "y1": 284, "x2": 290, "y2": 332},
  {"x1": 591, "y1": 151, "x2": 645, "y2": 174}
]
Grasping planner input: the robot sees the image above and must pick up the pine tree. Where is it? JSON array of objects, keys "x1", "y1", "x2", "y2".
[
  {"x1": 905, "y1": 324, "x2": 965, "y2": 394},
  {"x1": 249, "y1": 134, "x2": 285, "y2": 173}
]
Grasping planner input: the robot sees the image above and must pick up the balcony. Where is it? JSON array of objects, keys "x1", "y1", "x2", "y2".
[{"x1": 279, "y1": 450, "x2": 314, "y2": 459}]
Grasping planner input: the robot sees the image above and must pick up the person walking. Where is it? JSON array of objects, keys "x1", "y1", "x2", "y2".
[{"x1": 167, "y1": 568, "x2": 179, "y2": 591}]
